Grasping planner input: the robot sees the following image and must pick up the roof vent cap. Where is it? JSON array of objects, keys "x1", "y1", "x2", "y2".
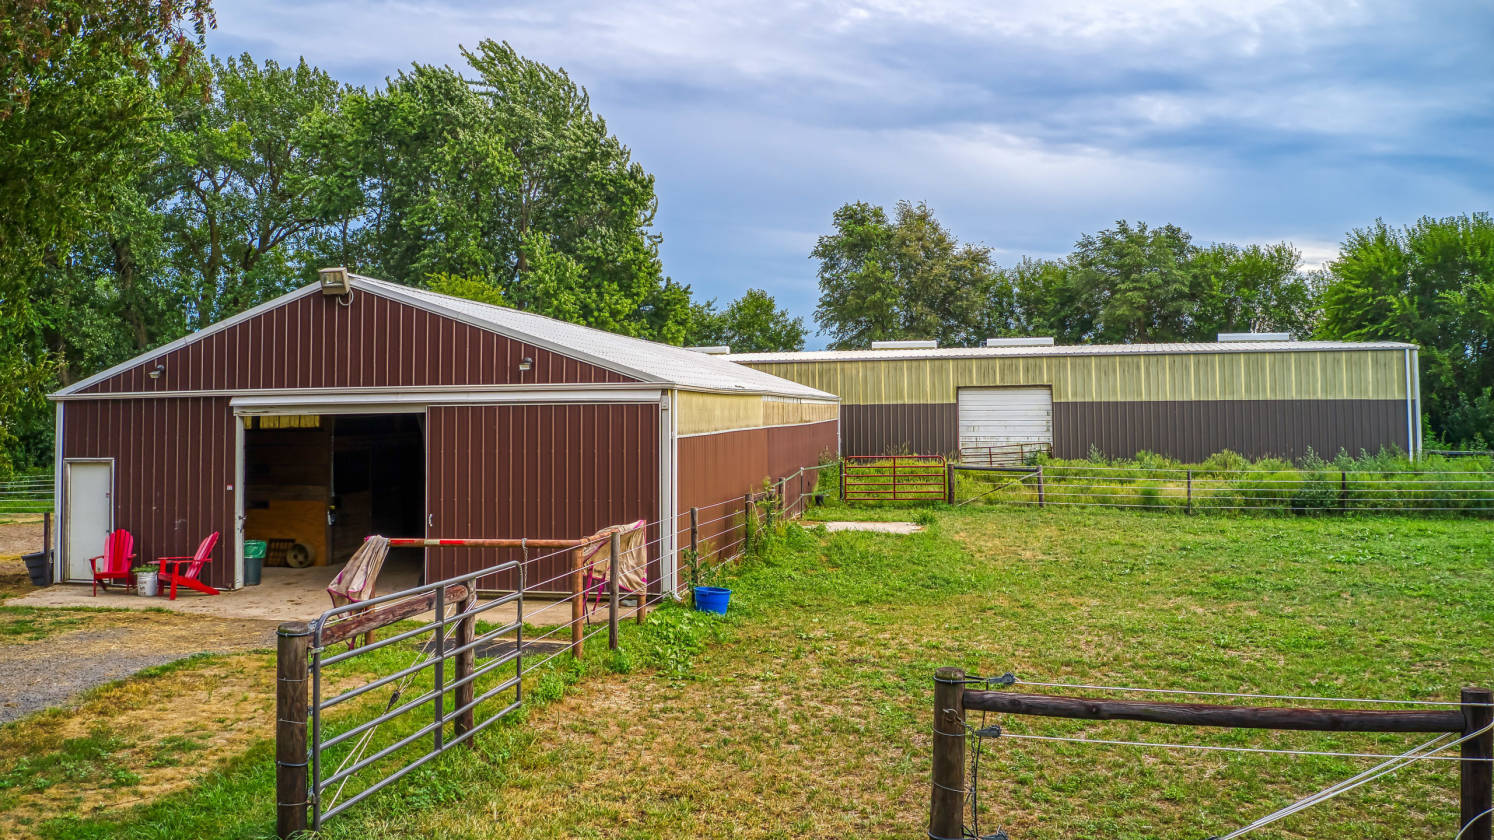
[
  {"x1": 687, "y1": 345, "x2": 731, "y2": 355},
  {"x1": 870, "y1": 339, "x2": 937, "y2": 350},
  {"x1": 1218, "y1": 332, "x2": 1291, "y2": 342},
  {"x1": 985, "y1": 337, "x2": 1055, "y2": 347}
]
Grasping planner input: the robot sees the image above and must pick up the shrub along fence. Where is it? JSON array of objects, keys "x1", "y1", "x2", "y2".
[{"x1": 950, "y1": 463, "x2": 1494, "y2": 514}]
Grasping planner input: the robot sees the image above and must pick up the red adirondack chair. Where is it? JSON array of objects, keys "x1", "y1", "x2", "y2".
[
  {"x1": 153, "y1": 532, "x2": 221, "y2": 600},
  {"x1": 89, "y1": 529, "x2": 136, "y2": 596}
]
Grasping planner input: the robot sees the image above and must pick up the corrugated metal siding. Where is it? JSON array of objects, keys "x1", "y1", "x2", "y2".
[
  {"x1": 744, "y1": 350, "x2": 1409, "y2": 404},
  {"x1": 676, "y1": 419, "x2": 837, "y2": 565},
  {"x1": 80, "y1": 290, "x2": 636, "y2": 394},
  {"x1": 61, "y1": 398, "x2": 237, "y2": 589},
  {"x1": 840, "y1": 404, "x2": 957, "y2": 456},
  {"x1": 425, "y1": 403, "x2": 660, "y2": 593},
  {"x1": 1053, "y1": 399, "x2": 1411, "y2": 462},
  {"x1": 676, "y1": 392, "x2": 838, "y2": 436}
]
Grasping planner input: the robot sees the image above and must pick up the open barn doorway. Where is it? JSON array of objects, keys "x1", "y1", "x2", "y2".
[{"x1": 241, "y1": 413, "x2": 426, "y2": 591}]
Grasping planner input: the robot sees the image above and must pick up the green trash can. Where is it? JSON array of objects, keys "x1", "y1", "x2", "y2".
[{"x1": 243, "y1": 540, "x2": 267, "y2": 586}]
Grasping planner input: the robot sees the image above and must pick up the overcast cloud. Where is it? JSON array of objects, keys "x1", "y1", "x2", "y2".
[{"x1": 208, "y1": 0, "x2": 1494, "y2": 343}]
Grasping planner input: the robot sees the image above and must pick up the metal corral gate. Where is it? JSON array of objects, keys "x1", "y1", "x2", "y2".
[
  {"x1": 841, "y1": 455, "x2": 948, "y2": 502},
  {"x1": 276, "y1": 560, "x2": 525, "y2": 835}
]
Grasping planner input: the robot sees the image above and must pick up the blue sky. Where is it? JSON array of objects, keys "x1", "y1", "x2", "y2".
[{"x1": 210, "y1": 0, "x2": 1494, "y2": 345}]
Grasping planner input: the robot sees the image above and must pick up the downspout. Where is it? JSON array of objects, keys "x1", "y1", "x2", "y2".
[
  {"x1": 1404, "y1": 348, "x2": 1415, "y2": 457},
  {"x1": 1411, "y1": 347, "x2": 1422, "y2": 458}
]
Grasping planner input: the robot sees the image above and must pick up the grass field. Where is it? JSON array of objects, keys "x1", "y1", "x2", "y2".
[{"x1": 4, "y1": 504, "x2": 1491, "y2": 839}]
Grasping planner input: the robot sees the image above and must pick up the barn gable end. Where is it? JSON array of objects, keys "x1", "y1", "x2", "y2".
[{"x1": 71, "y1": 286, "x2": 637, "y2": 396}]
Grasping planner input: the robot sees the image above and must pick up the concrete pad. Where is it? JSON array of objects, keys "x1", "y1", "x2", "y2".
[
  {"x1": 4, "y1": 564, "x2": 589, "y2": 626},
  {"x1": 818, "y1": 521, "x2": 924, "y2": 534}
]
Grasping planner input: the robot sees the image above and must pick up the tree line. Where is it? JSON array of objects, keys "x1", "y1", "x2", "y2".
[
  {"x1": 0, "y1": 4, "x2": 804, "y2": 475},
  {"x1": 4, "y1": 3, "x2": 1488, "y2": 471},
  {"x1": 811, "y1": 202, "x2": 1494, "y2": 449}
]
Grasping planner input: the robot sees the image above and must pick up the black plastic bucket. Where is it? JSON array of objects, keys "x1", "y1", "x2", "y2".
[{"x1": 22, "y1": 551, "x2": 52, "y2": 587}]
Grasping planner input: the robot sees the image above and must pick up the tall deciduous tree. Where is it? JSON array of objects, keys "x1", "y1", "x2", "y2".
[
  {"x1": 812, "y1": 201, "x2": 996, "y2": 348},
  {"x1": 340, "y1": 41, "x2": 690, "y2": 342},
  {"x1": 1319, "y1": 213, "x2": 1494, "y2": 447},
  {"x1": 689, "y1": 289, "x2": 807, "y2": 352}
]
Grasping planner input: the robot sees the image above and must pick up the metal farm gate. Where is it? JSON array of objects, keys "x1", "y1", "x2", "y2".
[{"x1": 841, "y1": 455, "x2": 947, "y2": 502}]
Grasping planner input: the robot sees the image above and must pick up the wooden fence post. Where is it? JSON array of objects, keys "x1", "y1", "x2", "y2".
[
  {"x1": 571, "y1": 548, "x2": 584, "y2": 660},
  {"x1": 946, "y1": 462, "x2": 955, "y2": 504},
  {"x1": 1462, "y1": 686, "x2": 1493, "y2": 840},
  {"x1": 608, "y1": 532, "x2": 621, "y2": 650},
  {"x1": 839, "y1": 459, "x2": 846, "y2": 502},
  {"x1": 1186, "y1": 469, "x2": 1193, "y2": 514},
  {"x1": 1037, "y1": 466, "x2": 1046, "y2": 508},
  {"x1": 454, "y1": 587, "x2": 477, "y2": 743},
  {"x1": 930, "y1": 667, "x2": 966, "y2": 840},
  {"x1": 276, "y1": 621, "x2": 312, "y2": 839},
  {"x1": 1340, "y1": 470, "x2": 1349, "y2": 513}
]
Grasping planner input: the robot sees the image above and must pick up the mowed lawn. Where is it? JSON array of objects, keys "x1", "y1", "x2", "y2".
[{"x1": 11, "y1": 506, "x2": 1494, "y2": 839}]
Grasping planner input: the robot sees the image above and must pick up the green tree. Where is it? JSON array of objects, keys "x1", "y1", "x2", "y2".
[
  {"x1": 812, "y1": 201, "x2": 996, "y2": 348},
  {"x1": 340, "y1": 41, "x2": 687, "y2": 341},
  {"x1": 156, "y1": 53, "x2": 355, "y2": 330},
  {"x1": 1318, "y1": 213, "x2": 1494, "y2": 446},
  {"x1": 689, "y1": 289, "x2": 806, "y2": 352},
  {"x1": 0, "y1": 0, "x2": 214, "y2": 475}
]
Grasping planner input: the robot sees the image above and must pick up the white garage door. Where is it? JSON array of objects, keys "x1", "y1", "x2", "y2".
[{"x1": 958, "y1": 387, "x2": 1053, "y2": 458}]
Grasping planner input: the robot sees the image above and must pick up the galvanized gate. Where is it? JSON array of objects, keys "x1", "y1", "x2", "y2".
[{"x1": 276, "y1": 560, "x2": 525, "y2": 835}]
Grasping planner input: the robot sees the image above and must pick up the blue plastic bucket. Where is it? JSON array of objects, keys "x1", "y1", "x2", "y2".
[{"x1": 693, "y1": 585, "x2": 731, "y2": 615}]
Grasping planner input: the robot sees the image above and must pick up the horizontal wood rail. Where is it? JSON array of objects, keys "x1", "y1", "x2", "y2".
[
  {"x1": 932, "y1": 668, "x2": 1493, "y2": 840},
  {"x1": 963, "y1": 689, "x2": 1465, "y2": 733},
  {"x1": 318, "y1": 584, "x2": 470, "y2": 647}
]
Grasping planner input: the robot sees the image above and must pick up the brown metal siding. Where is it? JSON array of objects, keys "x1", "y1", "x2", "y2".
[
  {"x1": 840, "y1": 403, "x2": 957, "y2": 457},
  {"x1": 61, "y1": 398, "x2": 237, "y2": 589},
  {"x1": 81, "y1": 289, "x2": 636, "y2": 394},
  {"x1": 425, "y1": 403, "x2": 660, "y2": 593},
  {"x1": 1053, "y1": 399, "x2": 1411, "y2": 462},
  {"x1": 676, "y1": 420, "x2": 838, "y2": 563}
]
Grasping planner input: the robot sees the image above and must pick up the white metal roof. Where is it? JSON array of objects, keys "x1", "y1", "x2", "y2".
[
  {"x1": 350, "y1": 276, "x2": 836, "y2": 399},
  {"x1": 725, "y1": 340, "x2": 1417, "y2": 364}
]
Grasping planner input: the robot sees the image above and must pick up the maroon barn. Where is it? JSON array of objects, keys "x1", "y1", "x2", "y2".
[{"x1": 50, "y1": 273, "x2": 838, "y2": 595}]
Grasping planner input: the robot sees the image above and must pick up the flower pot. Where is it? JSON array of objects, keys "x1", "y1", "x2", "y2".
[
  {"x1": 134, "y1": 569, "x2": 159, "y2": 597},
  {"x1": 693, "y1": 585, "x2": 731, "y2": 615},
  {"x1": 21, "y1": 551, "x2": 51, "y2": 587}
]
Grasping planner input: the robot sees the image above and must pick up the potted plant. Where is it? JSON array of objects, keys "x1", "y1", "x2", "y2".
[{"x1": 132, "y1": 563, "x2": 159, "y2": 597}]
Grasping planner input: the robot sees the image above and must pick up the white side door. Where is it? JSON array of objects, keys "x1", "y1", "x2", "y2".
[
  {"x1": 64, "y1": 459, "x2": 113, "y2": 581},
  {"x1": 957, "y1": 387, "x2": 1053, "y2": 456}
]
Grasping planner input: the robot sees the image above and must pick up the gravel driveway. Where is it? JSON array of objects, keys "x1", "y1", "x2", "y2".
[{"x1": 0, "y1": 612, "x2": 278, "y2": 725}]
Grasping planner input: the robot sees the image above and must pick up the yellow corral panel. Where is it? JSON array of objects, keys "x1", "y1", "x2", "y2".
[
  {"x1": 743, "y1": 350, "x2": 1409, "y2": 404},
  {"x1": 677, "y1": 391, "x2": 838, "y2": 435}
]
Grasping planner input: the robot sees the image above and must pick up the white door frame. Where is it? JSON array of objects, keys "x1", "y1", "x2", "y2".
[{"x1": 62, "y1": 457, "x2": 114, "y2": 583}]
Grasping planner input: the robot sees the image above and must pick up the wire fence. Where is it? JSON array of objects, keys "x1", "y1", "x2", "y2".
[
  {"x1": 951, "y1": 463, "x2": 1494, "y2": 516},
  {"x1": 0, "y1": 475, "x2": 52, "y2": 515},
  {"x1": 931, "y1": 668, "x2": 1494, "y2": 840},
  {"x1": 276, "y1": 462, "x2": 831, "y2": 837}
]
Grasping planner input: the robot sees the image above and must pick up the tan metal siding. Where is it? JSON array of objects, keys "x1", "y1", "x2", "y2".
[
  {"x1": 744, "y1": 350, "x2": 1408, "y2": 404},
  {"x1": 677, "y1": 391, "x2": 838, "y2": 436}
]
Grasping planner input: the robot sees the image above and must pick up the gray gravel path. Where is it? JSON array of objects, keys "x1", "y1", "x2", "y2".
[{"x1": 0, "y1": 620, "x2": 277, "y2": 725}]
